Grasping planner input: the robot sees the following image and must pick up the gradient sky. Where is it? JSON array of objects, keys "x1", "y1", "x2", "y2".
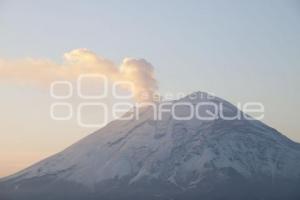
[{"x1": 0, "y1": 0, "x2": 299, "y2": 177}]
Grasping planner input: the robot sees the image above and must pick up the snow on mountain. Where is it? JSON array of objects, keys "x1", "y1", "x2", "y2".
[{"x1": 1, "y1": 91, "x2": 300, "y2": 200}]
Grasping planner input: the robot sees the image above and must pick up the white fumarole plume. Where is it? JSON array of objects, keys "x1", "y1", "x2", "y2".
[{"x1": 0, "y1": 48, "x2": 158, "y2": 102}]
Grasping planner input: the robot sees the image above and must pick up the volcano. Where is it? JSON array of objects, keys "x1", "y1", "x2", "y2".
[{"x1": 1, "y1": 92, "x2": 300, "y2": 200}]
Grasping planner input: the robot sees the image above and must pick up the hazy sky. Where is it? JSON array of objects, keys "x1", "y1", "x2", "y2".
[{"x1": 0, "y1": 0, "x2": 299, "y2": 177}]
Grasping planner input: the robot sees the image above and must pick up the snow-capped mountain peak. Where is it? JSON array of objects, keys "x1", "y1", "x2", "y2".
[{"x1": 1, "y1": 92, "x2": 300, "y2": 200}]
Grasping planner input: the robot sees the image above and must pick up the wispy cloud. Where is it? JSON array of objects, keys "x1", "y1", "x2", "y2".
[{"x1": 0, "y1": 48, "x2": 158, "y2": 102}]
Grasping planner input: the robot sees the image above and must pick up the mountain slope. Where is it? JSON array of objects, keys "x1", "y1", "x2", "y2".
[{"x1": 1, "y1": 92, "x2": 300, "y2": 200}]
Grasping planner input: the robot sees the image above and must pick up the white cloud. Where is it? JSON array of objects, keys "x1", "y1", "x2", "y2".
[{"x1": 0, "y1": 48, "x2": 158, "y2": 102}]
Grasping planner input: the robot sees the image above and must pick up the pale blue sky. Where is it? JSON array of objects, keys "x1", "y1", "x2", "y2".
[
  {"x1": 1, "y1": 0, "x2": 299, "y2": 95},
  {"x1": 0, "y1": 0, "x2": 299, "y2": 176}
]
